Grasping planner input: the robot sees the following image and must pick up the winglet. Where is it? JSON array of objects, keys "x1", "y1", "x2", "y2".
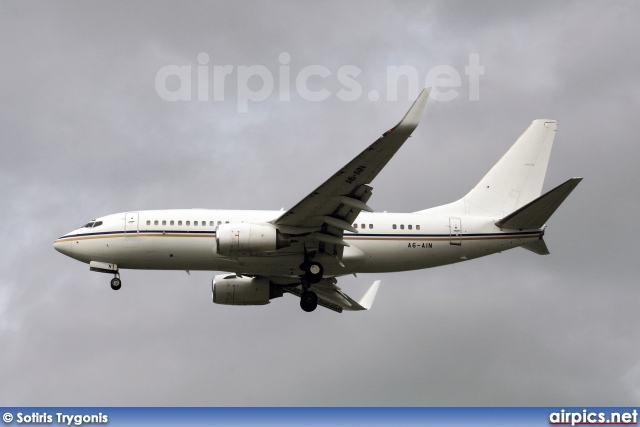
[
  {"x1": 357, "y1": 280, "x2": 381, "y2": 310},
  {"x1": 386, "y1": 88, "x2": 430, "y2": 134}
]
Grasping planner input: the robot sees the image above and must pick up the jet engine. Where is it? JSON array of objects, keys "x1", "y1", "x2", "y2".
[
  {"x1": 215, "y1": 222, "x2": 290, "y2": 256},
  {"x1": 212, "y1": 274, "x2": 282, "y2": 305}
]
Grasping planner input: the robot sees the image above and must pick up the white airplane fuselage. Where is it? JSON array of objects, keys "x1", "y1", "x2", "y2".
[
  {"x1": 54, "y1": 209, "x2": 542, "y2": 278},
  {"x1": 53, "y1": 89, "x2": 580, "y2": 313}
]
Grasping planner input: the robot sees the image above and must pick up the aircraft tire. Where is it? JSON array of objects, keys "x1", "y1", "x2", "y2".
[
  {"x1": 304, "y1": 262, "x2": 324, "y2": 284},
  {"x1": 110, "y1": 277, "x2": 122, "y2": 291},
  {"x1": 300, "y1": 291, "x2": 318, "y2": 312}
]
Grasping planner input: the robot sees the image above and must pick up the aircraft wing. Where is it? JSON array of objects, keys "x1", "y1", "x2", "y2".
[
  {"x1": 286, "y1": 278, "x2": 381, "y2": 313},
  {"x1": 272, "y1": 88, "x2": 430, "y2": 257}
]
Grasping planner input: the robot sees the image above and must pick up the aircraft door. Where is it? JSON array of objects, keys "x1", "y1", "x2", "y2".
[
  {"x1": 125, "y1": 212, "x2": 139, "y2": 237},
  {"x1": 449, "y1": 217, "x2": 462, "y2": 246}
]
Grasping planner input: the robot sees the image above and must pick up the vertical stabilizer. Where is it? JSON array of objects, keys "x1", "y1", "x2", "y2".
[{"x1": 463, "y1": 120, "x2": 557, "y2": 217}]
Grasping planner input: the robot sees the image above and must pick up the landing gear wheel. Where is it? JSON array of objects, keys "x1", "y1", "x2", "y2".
[
  {"x1": 110, "y1": 277, "x2": 122, "y2": 290},
  {"x1": 300, "y1": 290, "x2": 318, "y2": 312},
  {"x1": 304, "y1": 261, "x2": 324, "y2": 284}
]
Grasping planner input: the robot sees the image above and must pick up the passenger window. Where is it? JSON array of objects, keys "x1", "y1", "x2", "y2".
[
  {"x1": 218, "y1": 221, "x2": 222, "y2": 225},
  {"x1": 393, "y1": 224, "x2": 397, "y2": 229},
  {"x1": 170, "y1": 220, "x2": 174, "y2": 226},
  {"x1": 178, "y1": 220, "x2": 182, "y2": 226},
  {"x1": 400, "y1": 224, "x2": 404, "y2": 230},
  {"x1": 353, "y1": 224, "x2": 358, "y2": 229},
  {"x1": 210, "y1": 221, "x2": 214, "y2": 226},
  {"x1": 186, "y1": 221, "x2": 190, "y2": 226},
  {"x1": 202, "y1": 222, "x2": 206, "y2": 227},
  {"x1": 154, "y1": 220, "x2": 158, "y2": 225},
  {"x1": 408, "y1": 225, "x2": 412, "y2": 230},
  {"x1": 194, "y1": 221, "x2": 198, "y2": 226},
  {"x1": 361, "y1": 223, "x2": 365, "y2": 228},
  {"x1": 225, "y1": 221, "x2": 229, "y2": 224},
  {"x1": 416, "y1": 225, "x2": 421, "y2": 230},
  {"x1": 369, "y1": 224, "x2": 373, "y2": 229},
  {"x1": 146, "y1": 220, "x2": 150, "y2": 226},
  {"x1": 162, "y1": 220, "x2": 166, "y2": 226}
]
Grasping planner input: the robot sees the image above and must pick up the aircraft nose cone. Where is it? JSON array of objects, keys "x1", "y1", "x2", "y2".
[{"x1": 53, "y1": 240, "x2": 72, "y2": 257}]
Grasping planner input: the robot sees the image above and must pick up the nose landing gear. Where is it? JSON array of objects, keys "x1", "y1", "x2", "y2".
[
  {"x1": 89, "y1": 261, "x2": 122, "y2": 291},
  {"x1": 110, "y1": 273, "x2": 121, "y2": 290}
]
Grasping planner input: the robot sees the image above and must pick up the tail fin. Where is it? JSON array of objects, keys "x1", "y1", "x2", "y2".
[{"x1": 463, "y1": 120, "x2": 557, "y2": 217}]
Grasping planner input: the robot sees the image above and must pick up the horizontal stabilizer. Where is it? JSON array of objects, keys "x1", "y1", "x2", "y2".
[
  {"x1": 521, "y1": 238, "x2": 550, "y2": 255},
  {"x1": 496, "y1": 178, "x2": 582, "y2": 230}
]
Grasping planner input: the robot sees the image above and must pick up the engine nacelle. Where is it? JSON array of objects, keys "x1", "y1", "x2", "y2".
[
  {"x1": 215, "y1": 222, "x2": 290, "y2": 256},
  {"x1": 212, "y1": 274, "x2": 279, "y2": 306}
]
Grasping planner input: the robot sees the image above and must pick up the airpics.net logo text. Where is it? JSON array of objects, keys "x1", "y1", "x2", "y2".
[{"x1": 154, "y1": 52, "x2": 484, "y2": 112}]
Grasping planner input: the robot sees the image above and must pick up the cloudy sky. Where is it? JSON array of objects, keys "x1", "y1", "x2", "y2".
[{"x1": 2, "y1": 0, "x2": 639, "y2": 406}]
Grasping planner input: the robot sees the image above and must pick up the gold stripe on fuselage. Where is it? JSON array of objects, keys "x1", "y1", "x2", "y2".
[
  {"x1": 55, "y1": 232, "x2": 540, "y2": 245},
  {"x1": 54, "y1": 232, "x2": 216, "y2": 244},
  {"x1": 345, "y1": 234, "x2": 541, "y2": 242}
]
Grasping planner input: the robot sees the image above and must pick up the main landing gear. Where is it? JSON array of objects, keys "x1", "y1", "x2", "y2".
[
  {"x1": 300, "y1": 288, "x2": 318, "y2": 312},
  {"x1": 110, "y1": 273, "x2": 122, "y2": 290},
  {"x1": 305, "y1": 261, "x2": 323, "y2": 284},
  {"x1": 299, "y1": 258, "x2": 324, "y2": 312}
]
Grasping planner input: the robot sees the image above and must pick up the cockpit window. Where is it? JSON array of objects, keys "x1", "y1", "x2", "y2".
[{"x1": 82, "y1": 221, "x2": 102, "y2": 228}]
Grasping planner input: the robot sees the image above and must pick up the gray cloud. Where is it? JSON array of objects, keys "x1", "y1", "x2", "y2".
[{"x1": 1, "y1": 0, "x2": 639, "y2": 406}]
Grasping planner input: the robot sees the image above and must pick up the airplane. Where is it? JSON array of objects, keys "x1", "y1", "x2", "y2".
[{"x1": 53, "y1": 88, "x2": 581, "y2": 313}]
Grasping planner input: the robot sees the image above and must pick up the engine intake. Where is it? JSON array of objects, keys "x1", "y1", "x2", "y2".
[
  {"x1": 212, "y1": 274, "x2": 282, "y2": 306},
  {"x1": 215, "y1": 222, "x2": 290, "y2": 256}
]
